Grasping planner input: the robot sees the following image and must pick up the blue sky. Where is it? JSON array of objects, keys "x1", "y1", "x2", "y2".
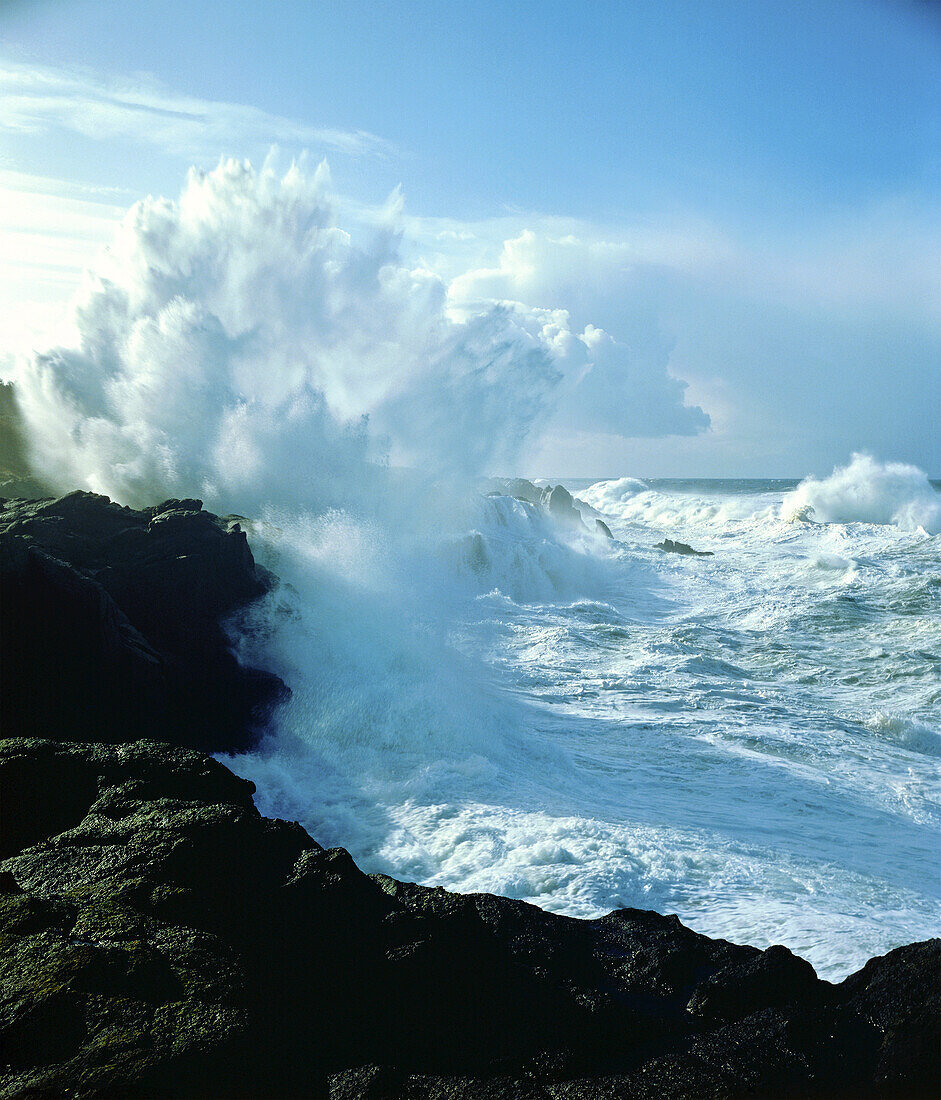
[{"x1": 0, "y1": 0, "x2": 938, "y2": 476}]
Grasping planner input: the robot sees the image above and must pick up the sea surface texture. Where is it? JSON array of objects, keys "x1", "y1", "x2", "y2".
[{"x1": 227, "y1": 464, "x2": 940, "y2": 981}]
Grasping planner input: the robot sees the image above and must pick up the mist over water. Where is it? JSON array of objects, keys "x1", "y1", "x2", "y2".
[{"x1": 7, "y1": 159, "x2": 939, "y2": 982}]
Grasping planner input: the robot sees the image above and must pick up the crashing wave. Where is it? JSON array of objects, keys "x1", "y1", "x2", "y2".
[
  {"x1": 782, "y1": 454, "x2": 939, "y2": 534},
  {"x1": 445, "y1": 493, "x2": 610, "y2": 604}
]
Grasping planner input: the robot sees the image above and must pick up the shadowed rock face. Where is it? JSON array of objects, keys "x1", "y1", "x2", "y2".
[
  {"x1": 1, "y1": 737, "x2": 937, "y2": 1100},
  {"x1": 540, "y1": 484, "x2": 584, "y2": 529},
  {"x1": 0, "y1": 492, "x2": 286, "y2": 754}
]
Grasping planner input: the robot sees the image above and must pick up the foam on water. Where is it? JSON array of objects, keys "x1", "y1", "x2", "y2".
[
  {"x1": 783, "y1": 453, "x2": 941, "y2": 533},
  {"x1": 219, "y1": 465, "x2": 940, "y2": 980}
]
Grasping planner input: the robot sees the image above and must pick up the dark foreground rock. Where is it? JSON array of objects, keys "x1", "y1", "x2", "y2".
[
  {"x1": 656, "y1": 539, "x2": 713, "y2": 557},
  {"x1": 0, "y1": 492, "x2": 286, "y2": 753},
  {"x1": 1, "y1": 737, "x2": 937, "y2": 1100}
]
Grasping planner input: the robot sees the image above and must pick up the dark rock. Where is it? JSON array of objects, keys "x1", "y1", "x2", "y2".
[
  {"x1": 505, "y1": 478, "x2": 544, "y2": 506},
  {"x1": 540, "y1": 484, "x2": 584, "y2": 529},
  {"x1": 0, "y1": 491, "x2": 287, "y2": 753},
  {"x1": 656, "y1": 538, "x2": 713, "y2": 557},
  {"x1": 595, "y1": 519, "x2": 613, "y2": 539},
  {"x1": 1, "y1": 736, "x2": 936, "y2": 1099},
  {"x1": 837, "y1": 940, "x2": 941, "y2": 1098},
  {"x1": 686, "y1": 942, "x2": 821, "y2": 1023},
  {"x1": 480, "y1": 478, "x2": 543, "y2": 506}
]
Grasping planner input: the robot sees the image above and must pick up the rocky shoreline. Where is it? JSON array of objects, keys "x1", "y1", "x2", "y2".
[
  {"x1": 1, "y1": 492, "x2": 938, "y2": 1098},
  {"x1": 0, "y1": 492, "x2": 286, "y2": 753}
]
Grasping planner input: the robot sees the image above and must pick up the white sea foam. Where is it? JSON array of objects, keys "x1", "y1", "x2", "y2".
[
  {"x1": 782, "y1": 453, "x2": 940, "y2": 533},
  {"x1": 864, "y1": 713, "x2": 941, "y2": 758},
  {"x1": 445, "y1": 494, "x2": 613, "y2": 604},
  {"x1": 581, "y1": 479, "x2": 777, "y2": 539},
  {"x1": 579, "y1": 476, "x2": 649, "y2": 510}
]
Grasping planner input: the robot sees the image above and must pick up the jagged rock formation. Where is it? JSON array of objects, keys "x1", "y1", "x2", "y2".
[
  {"x1": 0, "y1": 737, "x2": 937, "y2": 1099},
  {"x1": 539, "y1": 484, "x2": 584, "y2": 529},
  {"x1": 0, "y1": 492, "x2": 286, "y2": 753}
]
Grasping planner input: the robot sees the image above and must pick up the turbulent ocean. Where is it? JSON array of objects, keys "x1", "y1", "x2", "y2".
[
  {"x1": 224, "y1": 462, "x2": 941, "y2": 983},
  {"x1": 10, "y1": 160, "x2": 938, "y2": 985}
]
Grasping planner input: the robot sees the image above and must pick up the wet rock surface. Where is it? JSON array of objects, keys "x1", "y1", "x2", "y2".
[
  {"x1": 655, "y1": 538, "x2": 713, "y2": 557},
  {"x1": 0, "y1": 737, "x2": 937, "y2": 1099},
  {"x1": 0, "y1": 492, "x2": 286, "y2": 753}
]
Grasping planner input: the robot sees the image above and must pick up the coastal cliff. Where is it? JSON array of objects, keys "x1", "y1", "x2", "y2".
[
  {"x1": 0, "y1": 492, "x2": 286, "y2": 753},
  {"x1": 0, "y1": 493, "x2": 937, "y2": 1099}
]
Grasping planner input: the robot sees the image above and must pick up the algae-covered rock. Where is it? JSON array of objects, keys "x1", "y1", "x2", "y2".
[{"x1": 1, "y1": 737, "x2": 937, "y2": 1099}]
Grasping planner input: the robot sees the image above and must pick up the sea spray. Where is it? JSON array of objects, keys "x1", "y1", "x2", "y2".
[
  {"x1": 8, "y1": 158, "x2": 569, "y2": 509},
  {"x1": 782, "y1": 453, "x2": 941, "y2": 533}
]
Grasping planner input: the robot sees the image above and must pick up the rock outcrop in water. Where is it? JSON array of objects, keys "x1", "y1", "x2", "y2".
[
  {"x1": 656, "y1": 538, "x2": 714, "y2": 557},
  {"x1": 483, "y1": 477, "x2": 598, "y2": 534},
  {"x1": 540, "y1": 483, "x2": 584, "y2": 529},
  {"x1": 1, "y1": 491, "x2": 937, "y2": 1099},
  {"x1": 0, "y1": 492, "x2": 286, "y2": 754}
]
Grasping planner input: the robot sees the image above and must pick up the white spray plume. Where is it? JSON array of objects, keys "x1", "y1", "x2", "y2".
[
  {"x1": 783, "y1": 453, "x2": 940, "y2": 534},
  {"x1": 9, "y1": 157, "x2": 572, "y2": 513}
]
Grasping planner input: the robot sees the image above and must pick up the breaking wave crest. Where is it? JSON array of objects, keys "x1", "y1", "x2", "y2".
[
  {"x1": 782, "y1": 454, "x2": 940, "y2": 534},
  {"x1": 446, "y1": 494, "x2": 613, "y2": 604}
]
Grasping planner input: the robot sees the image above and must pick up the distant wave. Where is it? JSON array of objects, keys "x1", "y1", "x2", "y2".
[
  {"x1": 864, "y1": 713, "x2": 941, "y2": 758},
  {"x1": 579, "y1": 477, "x2": 649, "y2": 510},
  {"x1": 581, "y1": 477, "x2": 774, "y2": 536},
  {"x1": 783, "y1": 454, "x2": 940, "y2": 534}
]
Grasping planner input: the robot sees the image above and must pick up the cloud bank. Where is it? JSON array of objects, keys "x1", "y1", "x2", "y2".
[{"x1": 449, "y1": 230, "x2": 710, "y2": 440}]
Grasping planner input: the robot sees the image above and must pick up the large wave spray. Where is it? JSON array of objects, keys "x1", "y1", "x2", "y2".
[
  {"x1": 9, "y1": 158, "x2": 573, "y2": 511},
  {"x1": 5, "y1": 155, "x2": 625, "y2": 893},
  {"x1": 783, "y1": 453, "x2": 940, "y2": 533},
  {"x1": 6, "y1": 159, "x2": 938, "y2": 980}
]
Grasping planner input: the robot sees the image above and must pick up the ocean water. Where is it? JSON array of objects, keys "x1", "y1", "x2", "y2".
[{"x1": 225, "y1": 463, "x2": 940, "y2": 982}]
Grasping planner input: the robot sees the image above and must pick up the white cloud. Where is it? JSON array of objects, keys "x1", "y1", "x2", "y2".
[
  {"x1": 446, "y1": 230, "x2": 710, "y2": 442},
  {"x1": 0, "y1": 170, "x2": 127, "y2": 353},
  {"x1": 0, "y1": 60, "x2": 394, "y2": 161}
]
